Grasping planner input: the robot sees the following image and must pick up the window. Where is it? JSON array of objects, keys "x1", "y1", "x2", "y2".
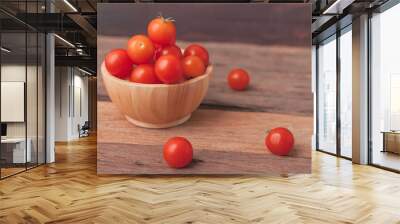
[
  {"x1": 339, "y1": 27, "x2": 352, "y2": 158},
  {"x1": 0, "y1": 1, "x2": 46, "y2": 179},
  {"x1": 316, "y1": 24, "x2": 353, "y2": 159},
  {"x1": 370, "y1": 3, "x2": 400, "y2": 171},
  {"x1": 317, "y1": 35, "x2": 337, "y2": 154}
]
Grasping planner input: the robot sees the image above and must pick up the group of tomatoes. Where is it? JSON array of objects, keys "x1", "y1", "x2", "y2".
[
  {"x1": 105, "y1": 16, "x2": 251, "y2": 91},
  {"x1": 105, "y1": 16, "x2": 210, "y2": 84},
  {"x1": 164, "y1": 127, "x2": 295, "y2": 169}
]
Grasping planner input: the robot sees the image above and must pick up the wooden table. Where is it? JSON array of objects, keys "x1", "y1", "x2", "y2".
[
  {"x1": 97, "y1": 37, "x2": 312, "y2": 175},
  {"x1": 382, "y1": 131, "x2": 400, "y2": 154},
  {"x1": 98, "y1": 101, "x2": 312, "y2": 175}
]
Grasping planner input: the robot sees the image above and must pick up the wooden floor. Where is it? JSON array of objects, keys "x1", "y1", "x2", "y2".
[{"x1": 1, "y1": 135, "x2": 400, "y2": 223}]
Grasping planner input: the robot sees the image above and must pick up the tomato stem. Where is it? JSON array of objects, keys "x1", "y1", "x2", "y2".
[{"x1": 157, "y1": 13, "x2": 175, "y2": 23}]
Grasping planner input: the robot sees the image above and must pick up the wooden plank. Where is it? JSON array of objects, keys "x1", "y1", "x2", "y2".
[
  {"x1": 98, "y1": 143, "x2": 310, "y2": 175},
  {"x1": 97, "y1": 4, "x2": 310, "y2": 47},
  {"x1": 97, "y1": 101, "x2": 312, "y2": 174},
  {"x1": 97, "y1": 38, "x2": 312, "y2": 116},
  {"x1": 98, "y1": 101, "x2": 311, "y2": 157}
]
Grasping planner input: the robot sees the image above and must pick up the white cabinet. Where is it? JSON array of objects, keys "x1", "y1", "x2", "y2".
[{"x1": 1, "y1": 138, "x2": 32, "y2": 163}]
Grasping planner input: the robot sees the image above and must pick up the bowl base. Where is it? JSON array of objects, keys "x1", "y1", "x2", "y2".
[{"x1": 125, "y1": 114, "x2": 191, "y2": 129}]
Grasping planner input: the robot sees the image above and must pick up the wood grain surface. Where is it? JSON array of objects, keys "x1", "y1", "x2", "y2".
[
  {"x1": 98, "y1": 101, "x2": 312, "y2": 174},
  {"x1": 97, "y1": 40, "x2": 312, "y2": 175},
  {"x1": 98, "y1": 38, "x2": 312, "y2": 116}
]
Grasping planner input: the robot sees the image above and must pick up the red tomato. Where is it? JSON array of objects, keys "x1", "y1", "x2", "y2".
[
  {"x1": 153, "y1": 43, "x2": 164, "y2": 61},
  {"x1": 154, "y1": 55, "x2": 184, "y2": 84},
  {"x1": 129, "y1": 64, "x2": 161, "y2": 84},
  {"x1": 156, "y1": 45, "x2": 183, "y2": 59},
  {"x1": 105, "y1": 49, "x2": 133, "y2": 79},
  {"x1": 147, "y1": 17, "x2": 176, "y2": 46},
  {"x1": 265, "y1": 127, "x2": 295, "y2": 156},
  {"x1": 183, "y1": 44, "x2": 209, "y2": 66},
  {"x1": 182, "y1": 55, "x2": 206, "y2": 78},
  {"x1": 127, "y1": 35, "x2": 155, "y2": 64},
  {"x1": 163, "y1": 137, "x2": 193, "y2": 168},
  {"x1": 227, "y1": 68, "x2": 250, "y2": 91}
]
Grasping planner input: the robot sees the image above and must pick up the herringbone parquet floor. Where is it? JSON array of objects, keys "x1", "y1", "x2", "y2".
[{"x1": 1, "y1": 135, "x2": 400, "y2": 224}]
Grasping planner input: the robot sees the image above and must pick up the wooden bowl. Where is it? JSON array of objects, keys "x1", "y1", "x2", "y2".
[{"x1": 101, "y1": 62, "x2": 211, "y2": 128}]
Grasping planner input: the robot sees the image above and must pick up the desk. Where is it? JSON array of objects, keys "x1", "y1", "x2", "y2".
[
  {"x1": 1, "y1": 138, "x2": 31, "y2": 163},
  {"x1": 382, "y1": 131, "x2": 400, "y2": 154}
]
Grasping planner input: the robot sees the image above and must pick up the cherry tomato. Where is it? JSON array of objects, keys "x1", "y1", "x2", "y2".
[
  {"x1": 227, "y1": 68, "x2": 250, "y2": 91},
  {"x1": 163, "y1": 137, "x2": 193, "y2": 168},
  {"x1": 153, "y1": 43, "x2": 164, "y2": 61},
  {"x1": 265, "y1": 127, "x2": 295, "y2": 156},
  {"x1": 129, "y1": 64, "x2": 161, "y2": 84},
  {"x1": 104, "y1": 49, "x2": 133, "y2": 79},
  {"x1": 127, "y1": 35, "x2": 155, "y2": 64},
  {"x1": 183, "y1": 44, "x2": 209, "y2": 66},
  {"x1": 182, "y1": 55, "x2": 206, "y2": 78},
  {"x1": 147, "y1": 17, "x2": 176, "y2": 46},
  {"x1": 154, "y1": 55, "x2": 184, "y2": 84},
  {"x1": 156, "y1": 45, "x2": 183, "y2": 59}
]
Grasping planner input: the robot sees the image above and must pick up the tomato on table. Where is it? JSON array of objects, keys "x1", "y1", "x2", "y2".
[
  {"x1": 163, "y1": 137, "x2": 193, "y2": 168},
  {"x1": 105, "y1": 49, "x2": 133, "y2": 79},
  {"x1": 154, "y1": 55, "x2": 184, "y2": 84},
  {"x1": 183, "y1": 44, "x2": 209, "y2": 66},
  {"x1": 127, "y1": 35, "x2": 155, "y2": 64},
  {"x1": 227, "y1": 68, "x2": 250, "y2": 91},
  {"x1": 182, "y1": 55, "x2": 206, "y2": 78},
  {"x1": 265, "y1": 127, "x2": 295, "y2": 156},
  {"x1": 147, "y1": 16, "x2": 176, "y2": 46},
  {"x1": 130, "y1": 64, "x2": 161, "y2": 84}
]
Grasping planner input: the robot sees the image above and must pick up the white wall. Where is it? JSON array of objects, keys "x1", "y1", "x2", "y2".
[
  {"x1": 55, "y1": 67, "x2": 70, "y2": 141},
  {"x1": 54, "y1": 67, "x2": 89, "y2": 141},
  {"x1": 70, "y1": 73, "x2": 89, "y2": 139},
  {"x1": 1, "y1": 65, "x2": 36, "y2": 138}
]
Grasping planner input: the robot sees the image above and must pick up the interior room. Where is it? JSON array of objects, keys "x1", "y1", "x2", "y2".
[
  {"x1": 0, "y1": 11, "x2": 46, "y2": 178},
  {"x1": 370, "y1": 2, "x2": 400, "y2": 171},
  {"x1": 0, "y1": 0, "x2": 400, "y2": 223}
]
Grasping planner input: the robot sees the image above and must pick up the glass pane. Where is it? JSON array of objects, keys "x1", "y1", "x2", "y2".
[
  {"x1": 1, "y1": 30, "x2": 27, "y2": 177},
  {"x1": 317, "y1": 36, "x2": 337, "y2": 154},
  {"x1": 371, "y1": 4, "x2": 400, "y2": 171},
  {"x1": 339, "y1": 28, "x2": 352, "y2": 158},
  {"x1": 38, "y1": 32, "x2": 45, "y2": 165},
  {"x1": 26, "y1": 0, "x2": 38, "y2": 169},
  {"x1": 27, "y1": 31, "x2": 38, "y2": 169}
]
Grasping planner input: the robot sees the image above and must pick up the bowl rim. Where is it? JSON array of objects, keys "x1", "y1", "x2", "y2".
[{"x1": 101, "y1": 61, "x2": 212, "y2": 88}]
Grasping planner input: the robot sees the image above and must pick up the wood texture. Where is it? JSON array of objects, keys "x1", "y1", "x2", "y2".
[
  {"x1": 101, "y1": 62, "x2": 211, "y2": 128},
  {"x1": 98, "y1": 143, "x2": 310, "y2": 175},
  {"x1": 1, "y1": 135, "x2": 400, "y2": 223},
  {"x1": 98, "y1": 39, "x2": 312, "y2": 174},
  {"x1": 98, "y1": 38, "x2": 312, "y2": 116},
  {"x1": 98, "y1": 101, "x2": 312, "y2": 174}
]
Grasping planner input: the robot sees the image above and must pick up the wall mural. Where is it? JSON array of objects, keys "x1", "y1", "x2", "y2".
[{"x1": 97, "y1": 3, "x2": 312, "y2": 175}]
